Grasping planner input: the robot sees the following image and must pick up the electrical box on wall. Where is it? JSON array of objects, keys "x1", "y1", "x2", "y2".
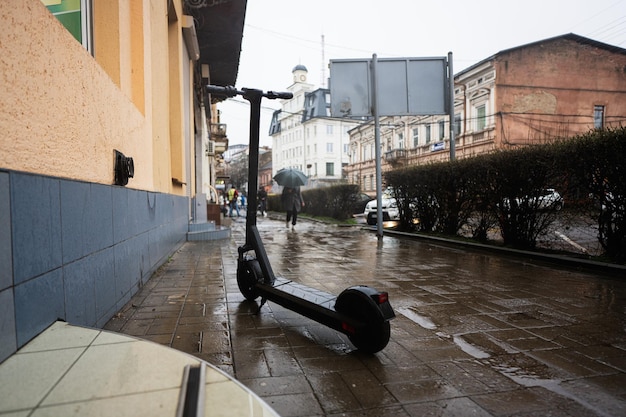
[{"x1": 114, "y1": 150, "x2": 134, "y2": 186}]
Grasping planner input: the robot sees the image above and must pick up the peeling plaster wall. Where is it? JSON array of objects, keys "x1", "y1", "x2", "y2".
[
  {"x1": 495, "y1": 38, "x2": 626, "y2": 144},
  {"x1": 510, "y1": 91, "x2": 557, "y2": 114}
]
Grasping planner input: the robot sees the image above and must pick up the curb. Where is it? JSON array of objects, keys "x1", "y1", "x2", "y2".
[{"x1": 363, "y1": 226, "x2": 626, "y2": 277}]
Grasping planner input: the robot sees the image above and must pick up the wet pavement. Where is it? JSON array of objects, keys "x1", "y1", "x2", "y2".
[{"x1": 105, "y1": 215, "x2": 626, "y2": 417}]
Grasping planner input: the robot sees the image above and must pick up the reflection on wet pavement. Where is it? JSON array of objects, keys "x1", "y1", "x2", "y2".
[{"x1": 225, "y1": 218, "x2": 626, "y2": 416}]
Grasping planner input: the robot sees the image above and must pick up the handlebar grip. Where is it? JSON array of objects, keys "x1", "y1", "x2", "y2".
[
  {"x1": 265, "y1": 91, "x2": 293, "y2": 100},
  {"x1": 206, "y1": 85, "x2": 239, "y2": 97}
]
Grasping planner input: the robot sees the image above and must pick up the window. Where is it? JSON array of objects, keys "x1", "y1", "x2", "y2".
[
  {"x1": 594, "y1": 105, "x2": 605, "y2": 129},
  {"x1": 412, "y1": 128, "x2": 419, "y2": 147},
  {"x1": 438, "y1": 120, "x2": 445, "y2": 140},
  {"x1": 326, "y1": 125, "x2": 333, "y2": 135},
  {"x1": 425, "y1": 125, "x2": 431, "y2": 143},
  {"x1": 397, "y1": 132, "x2": 404, "y2": 149},
  {"x1": 326, "y1": 142, "x2": 333, "y2": 153},
  {"x1": 476, "y1": 105, "x2": 486, "y2": 131},
  {"x1": 326, "y1": 162, "x2": 334, "y2": 176},
  {"x1": 44, "y1": 0, "x2": 93, "y2": 52}
]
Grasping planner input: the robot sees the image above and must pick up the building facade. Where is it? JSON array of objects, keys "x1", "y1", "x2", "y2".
[
  {"x1": 0, "y1": 0, "x2": 245, "y2": 362},
  {"x1": 269, "y1": 65, "x2": 361, "y2": 188},
  {"x1": 346, "y1": 34, "x2": 626, "y2": 194}
]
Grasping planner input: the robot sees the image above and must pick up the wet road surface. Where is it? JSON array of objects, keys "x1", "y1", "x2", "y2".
[{"x1": 107, "y1": 216, "x2": 626, "y2": 416}]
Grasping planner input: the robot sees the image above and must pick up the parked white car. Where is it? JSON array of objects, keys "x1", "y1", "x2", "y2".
[
  {"x1": 503, "y1": 188, "x2": 564, "y2": 211},
  {"x1": 364, "y1": 190, "x2": 400, "y2": 225}
]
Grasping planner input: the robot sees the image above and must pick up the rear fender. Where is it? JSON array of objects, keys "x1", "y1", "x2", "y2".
[{"x1": 335, "y1": 286, "x2": 395, "y2": 322}]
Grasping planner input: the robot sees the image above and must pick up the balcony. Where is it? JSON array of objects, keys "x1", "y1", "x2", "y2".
[
  {"x1": 384, "y1": 148, "x2": 408, "y2": 166},
  {"x1": 211, "y1": 123, "x2": 227, "y2": 140}
]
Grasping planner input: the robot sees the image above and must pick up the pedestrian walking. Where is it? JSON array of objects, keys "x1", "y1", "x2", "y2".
[
  {"x1": 257, "y1": 187, "x2": 268, "y2": 217},
  {"x1": 281, "y1": 186, "x2": 304, "y2": 228},
  {"x1": 227, "y1": 186, "x2": 240, "y2": 217}
]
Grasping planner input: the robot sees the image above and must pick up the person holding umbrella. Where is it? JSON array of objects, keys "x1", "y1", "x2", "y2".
[
  {"x1": 281, "y1": 186, "x2": 305, "y2": 228},
  {"x1": 273, "y1": 168, "x2": 308, "y2": 229}
]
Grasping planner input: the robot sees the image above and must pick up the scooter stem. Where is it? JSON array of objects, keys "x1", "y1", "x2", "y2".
[{"x1": 242, "y1": 88, "x2": 263, "y2": 245}]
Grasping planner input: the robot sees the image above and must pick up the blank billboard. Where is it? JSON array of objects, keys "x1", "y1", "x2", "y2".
[{"x1": 330, "y1": 57, "x2": 448, "y2": 117}]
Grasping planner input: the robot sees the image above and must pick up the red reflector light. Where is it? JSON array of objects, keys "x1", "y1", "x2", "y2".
[
  {"x1": 342, "y1": 322, "x2": 356, "y2": 334},
  {"x1": 374, "y1": 292, "x2": 388, "y2": 304}
]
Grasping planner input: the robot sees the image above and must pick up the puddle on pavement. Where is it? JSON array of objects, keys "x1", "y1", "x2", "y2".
[
  {"x1": 452, "y1": 335, "x2": 490, "y2": 359},
  {"x1": 397, "y1": 307, "x2": 437, "y2": 330},
  {"x1": 395, "y1": 306, "x2": 612, "y2": 417}
]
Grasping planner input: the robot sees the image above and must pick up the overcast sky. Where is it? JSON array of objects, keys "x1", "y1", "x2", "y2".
[{"x1": 216, "y1": 0, "x2": 626, "y2": 147}]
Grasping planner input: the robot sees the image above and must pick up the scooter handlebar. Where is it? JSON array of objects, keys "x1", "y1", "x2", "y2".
[
  {"x1": 265, "y1": 91, "x2": 293, "y2": 100},
  {"x1": 206, "y1": 85, "x2": 292, "y2": 100},
  {"x1": 206, "y1": 85, "x2": 240, "y2": 97}
]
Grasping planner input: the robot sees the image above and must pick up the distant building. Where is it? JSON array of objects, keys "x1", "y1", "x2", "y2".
[
  {"x1": 269, "y1": 65, "x2": 361, "y2": 187},
  {"x1": 346, "y1": 34, "x2": 626, "y2": 194}
]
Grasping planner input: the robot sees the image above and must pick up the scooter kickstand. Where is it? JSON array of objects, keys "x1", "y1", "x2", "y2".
[{"x1": 255, "y1": 297, "x2": 268, "y2": 315}]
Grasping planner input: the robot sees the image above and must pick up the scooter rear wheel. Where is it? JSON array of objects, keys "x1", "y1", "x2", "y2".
[
  {"x1": 237, "y1": 258, "x2": 264, "y2": 301},
  {"x1": 335, "y1": 289, "x2": 391, "y2": 353},
  {"x1": 349, "y1": 315, "x2": 390, "y2": 354}
]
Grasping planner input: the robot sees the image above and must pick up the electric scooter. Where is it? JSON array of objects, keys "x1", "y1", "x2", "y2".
[{"x1": 207, "y1": 85, "x2": 395, "y2": 353}]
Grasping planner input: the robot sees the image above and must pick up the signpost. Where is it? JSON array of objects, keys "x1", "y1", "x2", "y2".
[{"x1": 330, "y1": 54, "x2": 454, "y2": 238}]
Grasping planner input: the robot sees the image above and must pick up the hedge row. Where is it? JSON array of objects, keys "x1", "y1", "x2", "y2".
[
  {"x1": 267, "y1": 184, "x2": 360, "y2": 221},
  {"x1": 385, "y1": 127, "x2": 626, "y2": 263}
]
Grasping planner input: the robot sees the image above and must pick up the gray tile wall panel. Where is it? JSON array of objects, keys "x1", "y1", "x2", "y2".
[
  {"x1": 11, "y1": 174, "x2": 62, "y2": 284},
  {"x1": 64, "y1": 247, "x2": 116, "y2": 326},
  {"x1": 2, "y1": 171, "x2": 189, "y2": 361},
  {"x1": 113, "y1": 235, "x2": 142, "y2": 308},
  {"x1": 0, "y1": 288, "x2": 16, "y2": 363},
  {"x1": 61, "y1": 181, "x2": 113, "y2": 264},
  {"x1": 0, "y1": 172, "x2": 12, "y2": 292},
  {"x1": 14, "y1": 268, "x2": 65, "y2": 347}
]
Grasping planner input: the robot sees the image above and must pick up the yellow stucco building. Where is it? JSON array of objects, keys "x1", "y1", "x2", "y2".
[{"x1": 0, "y1": 0, "x2": 245, "y2": 361}]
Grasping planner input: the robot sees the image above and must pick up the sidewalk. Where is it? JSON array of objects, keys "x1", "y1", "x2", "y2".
[{"x1": 106, "y1": 216, "x2": 626, "y2": 417}]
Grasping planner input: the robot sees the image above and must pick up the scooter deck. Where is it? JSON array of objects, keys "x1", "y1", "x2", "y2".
[
  {"x1": 254, "y1": 277, "x2": 363, "y2": 332},
  {"x1": 269, "y1": 277, "x2": 337, "y2": 311}
]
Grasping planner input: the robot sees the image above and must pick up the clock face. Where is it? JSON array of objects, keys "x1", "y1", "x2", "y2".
[{"x1": 299, "y1": 75, "x2": 306, "y2": 81}]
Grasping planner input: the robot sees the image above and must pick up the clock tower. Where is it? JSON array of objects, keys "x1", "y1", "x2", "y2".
[{"x1": 292, "y1": 64, "x2": 308, "y2": 83}]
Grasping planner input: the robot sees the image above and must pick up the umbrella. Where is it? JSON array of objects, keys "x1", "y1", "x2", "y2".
[{"x1": 273, "y1": 168, "x2": 307, "y2": 187}]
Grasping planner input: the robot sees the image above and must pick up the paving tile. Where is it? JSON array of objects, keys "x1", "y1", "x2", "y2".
[
  {"x1": 429, "y1": 361, "x2": 494, "y2": 396},
  {"x1": 199, "y1": 330, "x2": 231, "y2": 354},
  {"x1": 307, "y1": 372, "x2": 362, "y2": 414},
  {"x1": 384, "y1": 378, "x2": 462, "y2": 404},
  {"x1": 531, "y1": 348, "x2": 618, "y2": 378},
  {"x1": 327, "y1": 405, "x2": 411, "y2": 417},
  {"x1": 232, "y1": 349, "x2": 272, "y2": 380},
  {"x1": 261, "y1": 392, "x2": 324, "y2": 417},
  {"x1": 241, "y1": 375, "x2": 312, "y2": 397},
  {"x1": 339, "y1": 368, "x2": 398, "y2": 409},
  {"x1": 404, "y1": 397, "x2": 492, "y2": 417},
  {"x1": 471, "y1": 386, "x2": 556, "y2": 415}
]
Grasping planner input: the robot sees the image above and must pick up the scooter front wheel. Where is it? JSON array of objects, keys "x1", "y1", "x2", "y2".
[{"x1": 237, "y1": 258, "x2": 264, "y2": 301}]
